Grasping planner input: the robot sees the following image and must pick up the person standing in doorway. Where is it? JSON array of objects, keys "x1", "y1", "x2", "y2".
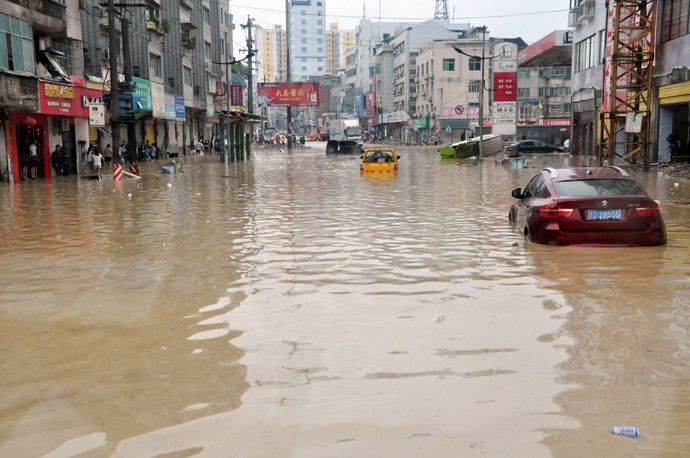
[
  {"x1": 104, "y1": 144, "x2": 113, "y2": 169},
  {"x1": 29, "y1": 139, "x2": 39, "y2": 179},
  {"x1": 120, "y1": 141, "x2": 127, "y2": 163},
  {"x1": 51, "y1": 144, "x2": 63, "y2": 177},
  {"x1": 92, "y1": 148, "x2": 104, "y2": 178},
  {"x1": 667, "y1": 130, "x2": 680, "y2": 162}
]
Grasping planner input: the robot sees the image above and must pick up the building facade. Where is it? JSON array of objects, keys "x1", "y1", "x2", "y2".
[
  {"x1": 289, "y1": 0, "x2": 327, "y2": 80},
  {"x1": 260, "y1": 25, "x2": 287, "y2": 83},
  {"x1": 325, "y1": 23, "x2": 353, "y2": 75},
  {"x1": 516, "y1": 30, "x2": 573, "y2": 146}
]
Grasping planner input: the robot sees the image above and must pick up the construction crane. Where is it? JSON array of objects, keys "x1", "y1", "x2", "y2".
[
  {"x1": 434, "y1": 0, "x2": 449, "y2": 20},
  {"x1": 599, "y1": 0, "x2": 657, "y2": 171}
]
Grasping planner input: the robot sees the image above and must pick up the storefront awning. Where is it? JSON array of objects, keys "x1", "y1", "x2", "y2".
[{"x1": 222, "y1": 111, "x2": 264, "y2": 124}]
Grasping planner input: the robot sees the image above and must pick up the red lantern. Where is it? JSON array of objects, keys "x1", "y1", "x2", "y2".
[{"x1": 20, "y1": 116, "x2": 37, "y2": 127}]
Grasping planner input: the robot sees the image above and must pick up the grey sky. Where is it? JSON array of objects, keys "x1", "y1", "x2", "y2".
[{"x1": 229, "y1": 0, "x2": 570, "y2": 52}]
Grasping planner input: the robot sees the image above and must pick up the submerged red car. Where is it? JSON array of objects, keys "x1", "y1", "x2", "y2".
[{"x1": 509, "y1": 167, "x2": 666, "y2": 246}]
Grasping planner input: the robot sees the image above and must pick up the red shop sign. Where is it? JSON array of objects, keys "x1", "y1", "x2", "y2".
[
  {"x1": 492, "y1": 72, "x2": 517, "y2": 102},
  {"x1": 39, "y1": 81, "x2": 104, "y2": 117}
]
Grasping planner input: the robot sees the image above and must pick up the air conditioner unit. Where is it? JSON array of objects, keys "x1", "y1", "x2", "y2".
[{"x1": 60, "y1": 118, "x2": 70, "y2": 131}]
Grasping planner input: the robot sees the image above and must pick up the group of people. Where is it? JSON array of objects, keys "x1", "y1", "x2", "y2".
[{"x1": 51, "y1": 143, "x2": 72, "y2": 177}]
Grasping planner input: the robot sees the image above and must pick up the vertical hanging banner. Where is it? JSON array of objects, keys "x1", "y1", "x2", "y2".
[{"x1": 492, "y1": 42, "x2": 518, "y2": 136}]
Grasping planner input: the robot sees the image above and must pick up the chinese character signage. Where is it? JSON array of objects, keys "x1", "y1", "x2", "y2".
[
  {"x1": 133, "y1": 77, "x2": 152, "y2": 111},
  {"x1": 175, "y1": 97, "x2": 185, "y2": 121},
  {"x1": 257, "y1": 82, "x2": 320, "y2": 107},
  {"x1": 40, "y1": 81, "x2": 104, "y2": 117},
  {"x1": 231, "y1": 84, "x2": 244, "y2": 106},
  {"x1": 492, "y1": 42, "x2": 518, "y2": 136}
]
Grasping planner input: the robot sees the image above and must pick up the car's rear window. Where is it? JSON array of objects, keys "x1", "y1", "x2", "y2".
[{"x1": 554, "y1": 179, "x2": 644, "y2": 196}]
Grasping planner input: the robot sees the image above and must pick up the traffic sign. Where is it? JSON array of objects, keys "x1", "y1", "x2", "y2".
[
  {"x1": 455, "y1": 105, "x2": 464, "y2": 115},
  {"x1": 445, "y1": 125, "x2": 453, "y2": 133}
]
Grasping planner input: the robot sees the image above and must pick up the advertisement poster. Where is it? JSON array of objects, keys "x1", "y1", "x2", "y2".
[
  {"x1": 231, "y1": 84, "x2": 244, "y2": 106},
  {"x1": 257, "y1": 82, "x2": 320, "y2": 107},
  {"x1": 175, "y1": 97, "x2": 185, "y2": 121},
  {"x1": 165, "y1": 94, "x2": 176, "y2": 120}
]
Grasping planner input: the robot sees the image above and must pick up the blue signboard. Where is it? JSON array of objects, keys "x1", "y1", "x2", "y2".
[
  {"x1": 175, "y1": 96, "x2": 185, "y2": 121},
  {"x1": 355, "y1": 89, "x2": 363, "y2": 118}
]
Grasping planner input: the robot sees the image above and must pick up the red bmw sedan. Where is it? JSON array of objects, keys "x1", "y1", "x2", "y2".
[{"x1": 509, "y1": 167, "x2": 666, "y2": 246}]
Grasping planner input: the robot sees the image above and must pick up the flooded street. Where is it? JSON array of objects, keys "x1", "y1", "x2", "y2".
[{"x1": 1, "y1": 145, "x2": 689, "y2": 457}]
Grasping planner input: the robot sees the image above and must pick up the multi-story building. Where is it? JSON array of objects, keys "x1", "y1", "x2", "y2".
[
  {"x1": 1, "y1": 0, "x2": 101, "y2": 182},
  {"x1": 414, "y1": 32, "x2": 490, "y2": 145},
  {"x1": 651, "y1": 0, "x2": 690, "y2": 162},
  {"x1": 289, "y1": 0, "x2": 327, "y2": 80},
  {"x1": 569, "y1": 0, "x2": 605, "y2": 156},
  {"x1": 516, "y1": 30, "x2": 573, "y2": 145},
  {"x1": 569, "y1": 0, "x2": 690, "y2": 162},
  {"x1": 260, "y1": 25, "x2": 287, "y2": 83},
  {"x1": 325, "y1": 23, "x2": 354, "y2": 75}
]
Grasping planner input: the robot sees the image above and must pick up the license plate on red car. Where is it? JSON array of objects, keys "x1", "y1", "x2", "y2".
[{"x1": 587, "y1": 209, "x2": 621, "y2": 220}]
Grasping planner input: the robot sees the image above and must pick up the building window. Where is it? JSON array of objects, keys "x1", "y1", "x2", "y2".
[
  {"x1": 317, "y1": 19, "x2": 322, "y2": 25},
  {"x1": 204, "y1": 41, "x2": 211, "y2": 59},
  {"x1": 318, "y1": 66, "x2": 323, "y2": 71},
  {"x1": 302, "y1": 57, "x2": 306, "y2": 62},
  {"x1": 301, "y1": 10, "x2": 306, "y2": 15},
  {"x1": 150, "y1": 54, "x2": 161, "y2": 78},
  {"x1": 469, "y1": 57, "x2": 481, "y2": 71},
  {"x1": 661, "y1": 0, "x2": 690, "y2": 42},
  {"x1": 518, "y1": 69, "x2": 531, "y2": 79},
  {"x1": 317, "y1": 38, "x2": 323, "y2": 43},
  {"x1": 301, "y1": 38, "x2": 307, "y2": 43},
  {"x1": 183, "y1": 66, "x2": 192, "y2": 86},
  {"x1": 317, "y1": 47, "x2": 323, "y2": 53},
  {"x1": 301, "y1": 47, "x2": 307, "y2": 52},
  {"x1": 0, "y1": 13, "x2": 34, "y2": 73},
  {"x1": 442, "y1": 58, "x2": 455, "y2": 71},
  {"x1": 301, "y1": 19, "x2": 306, "y2": 25},
  {"x1": 318, "y1": 29, "x2": 323, "y2": 34},
  {"x1": 301, "y1": 66, "x2": 307, "y2": 71},
  {"x1": 468, "y1": 80, "x2": 480, "y2": 93},
  {"x1": 203, "y1": 7, "x2": 210, "y2": 24},
  {"x1": 301, "y1": 29, "x2": 306, "y2": 34},
  {"x1": 318, "y1": 57, "x2": 323, "y2": 62},
  {"x1": 517, "y1": 88, "x2": 530, "y2": 98},
  {"x1": 574, "y1": 34, "x2": 597, "y2": 72}
]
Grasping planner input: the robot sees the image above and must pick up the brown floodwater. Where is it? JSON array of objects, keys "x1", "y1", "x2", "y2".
[{"x1": 0, "y1": 146, "x2": 688, "y2": 457}]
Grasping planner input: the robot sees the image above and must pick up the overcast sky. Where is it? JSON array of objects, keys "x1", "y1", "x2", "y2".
[{"x1": 229, "y1": 0, "x2": 570, "y2": 52}]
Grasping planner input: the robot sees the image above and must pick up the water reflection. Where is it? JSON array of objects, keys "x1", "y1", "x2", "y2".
[{"x1": 0, "y1": 149, "x2": 688, "y2": 456}]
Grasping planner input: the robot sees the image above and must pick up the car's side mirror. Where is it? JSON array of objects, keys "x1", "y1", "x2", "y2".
[
  {"x1": 397, "y1": 155, "x2": 401, "y2": 159},
  {"x1": 511, "y1": 188, "x2": 522, "y2": 199}
]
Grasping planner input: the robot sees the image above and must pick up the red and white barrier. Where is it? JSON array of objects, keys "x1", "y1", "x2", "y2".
[
  {"x1": 130, "y1": 162, "x2": 139, "y2": 176},
  {"x1": 113, "y1": 164, "x2": 123, "y2": 181}
]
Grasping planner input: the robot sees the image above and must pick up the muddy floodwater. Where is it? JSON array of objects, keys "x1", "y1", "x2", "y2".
[{"x1": 1, "y1": 145, "x2": 689, "y2": 457}]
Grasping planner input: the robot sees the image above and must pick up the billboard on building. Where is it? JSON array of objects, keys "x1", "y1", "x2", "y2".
[
  {"x1": 257, "y1": 82, "x2": 320, "y2": 107},
  {"x1": 230, "y1": 84, "x2": 244, "y2": 106}
]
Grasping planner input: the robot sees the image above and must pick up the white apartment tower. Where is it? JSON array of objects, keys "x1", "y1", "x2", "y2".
[{"x1": 289, "y1": 0, "x2": 327, "y2": 80}]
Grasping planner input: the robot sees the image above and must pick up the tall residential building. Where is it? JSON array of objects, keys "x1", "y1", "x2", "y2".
[
  {"x1": 289, "y1": 0, "x2": 327, "y2": 80},
  {"x1": 260, "y1": 25, "x2": 287, "y2": 82},
  {"x1": 326, "y1": 23, "x2": 354, "y2": 75}
]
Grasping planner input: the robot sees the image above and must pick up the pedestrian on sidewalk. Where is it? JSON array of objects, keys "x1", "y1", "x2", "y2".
[
  {"x1": 29, "y1": 139, "x2": 39, "y2": 179},
  {"x1": 104, "y1": 144, "x2": 113, "y2": 169},
  {"x1": 92, "y1": 148, "x2": 104, "y2": 178},
  {"x1": 563, "y1": 138, "x2": 570, "y2": 153},
  {"x1": 51, "y1": 144, "x2": 63, "y2": 177}
]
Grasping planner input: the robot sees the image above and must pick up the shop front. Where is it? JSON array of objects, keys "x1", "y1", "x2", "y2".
[
  {"x1": 657, "y1": 80, "x2": 690, "y2": 162},
  {"x1": 8, "y1": 80, "x2": 104, "y2": 182}
]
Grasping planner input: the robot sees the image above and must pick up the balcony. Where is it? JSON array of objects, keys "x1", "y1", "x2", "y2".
[
  {"x1": 568, "y1": 9, "x2": 583, "y2": 28},
  {"x1": 146, "y1": 18, "x2": 169, "y2": 36}
]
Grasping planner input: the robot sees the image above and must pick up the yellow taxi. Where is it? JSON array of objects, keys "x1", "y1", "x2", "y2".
[{"x1": 360, "y1": 149, "x2": 400, "y2": 174}]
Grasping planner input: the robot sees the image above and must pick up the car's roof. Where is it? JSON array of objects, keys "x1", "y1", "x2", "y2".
[
  {"x1": 364, "y1": 148, "x2": 396, "y2": 153},
  {"x1": 542, "y1": 166, "x2": 633, "y2": 181}
]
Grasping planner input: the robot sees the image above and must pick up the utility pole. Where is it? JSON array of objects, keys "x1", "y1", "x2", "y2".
[
  {"x1": 121, "y1": 9, "x2": 138, "y2": 169},
  {"x1": 220, "y1": 30, "x2": 229, "y2": 163},
  {"x1": 107, "y1": 0, "x2": 121, "y2": 162},
  {"x1": 479, "y1": 25, "x2": 486, "y2": 161},
  {"x1": 246, "y1": 18, "x2": 254, "y2": 117},
  {"x1": 285, "y1": 0, "x2": 293, "y2": 150}
]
